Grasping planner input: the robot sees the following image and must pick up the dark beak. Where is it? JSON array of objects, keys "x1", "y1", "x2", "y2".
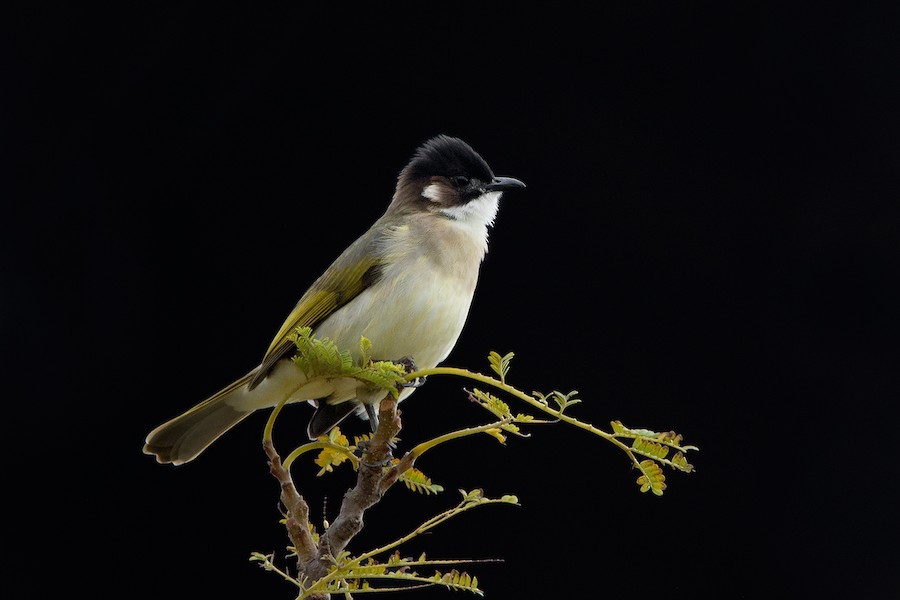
[{"x1": 484, "y1": 176, "x2": 526, "y2": 192}]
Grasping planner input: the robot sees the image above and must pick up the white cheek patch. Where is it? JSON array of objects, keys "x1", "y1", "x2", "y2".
[
  {"x1": 439, "y1": 192, "x2": 501, "y2": 226},
  {"x1": 422, "y1": 183, "x2": 442, "y2": 201}
]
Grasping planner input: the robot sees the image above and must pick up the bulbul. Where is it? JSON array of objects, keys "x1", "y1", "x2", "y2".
[{"x1": 144, "y1": 135, "x2": 525, "y2": 465}]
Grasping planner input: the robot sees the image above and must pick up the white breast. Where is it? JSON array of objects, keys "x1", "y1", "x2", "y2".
[
  {"x1": 316, "y1": 208, "x2": 490, "y2": 369},
  {"x1": 315, "y1": 254, "x2": 475, "y2": 370}
]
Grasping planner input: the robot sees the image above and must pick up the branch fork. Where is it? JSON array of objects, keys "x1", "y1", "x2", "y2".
[{"x1": 264, "y1": 393, "x2": 416, "y2": 597}]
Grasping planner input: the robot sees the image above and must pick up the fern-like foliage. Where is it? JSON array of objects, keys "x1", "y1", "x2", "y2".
[
  {"x1": 610, "y1": 420, "x2": 698, "y2": 472},
  {"x1": 288, "y1": 326, "x2": 353, "y2": 377},
  {"x1": 312, "y1": 428, "x2": 353, "y2": 476},
  {"x1": 251, "y1": 551, "x2": 486, "y2": 597},
  {"x1": 487, "y1": 351, "x2": 514, "y2": 384},
  {"x1": 403, "y1": 352, "x2": 698, "y2": 496},
  {"x1": 288, "y1": 326, "x2": 407, "y2": 398},
  {"x1": 636, "y1": 459, "x2": 667, "y2": 496},
  {"x1": 467, "y1": 388, "x2": 541, "y2": 440},
  {"x1": 292, "y1": 345, "x2": 699, "y2": 498},
  {"x1": 339, "y1": 551, "x2": 487, "y2": 594},
  {"x1": 533, "y1": 389, "x2": 581, "y2": 414},
  {"x1": 398, "y1": 466, "x2": 444, "y2": 495},
  {"x1": 252, "y1": 489, "x2": 518, "y2": 598}
]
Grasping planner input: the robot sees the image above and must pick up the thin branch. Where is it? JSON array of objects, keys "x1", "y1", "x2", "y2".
[
  {"x1": 264, "y1": 437, "x2": 318, "y2": 563},
  {"x1": 405, "y1": 366, "x2": 641, "y2": 455},
  {"x1": 304, "y1": 394, "x2": 402, "y2": 581},
  {"x1": 282, "y1": 440, "x2": 360, "y2": 471}
]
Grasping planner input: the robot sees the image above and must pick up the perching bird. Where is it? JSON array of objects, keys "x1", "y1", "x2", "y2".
[{"x1": 143, "y1": 135, "x2": 525, "y2": 465}]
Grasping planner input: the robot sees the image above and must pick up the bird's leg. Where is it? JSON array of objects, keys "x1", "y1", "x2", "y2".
[
  {"x1": 355, "y1": 441, "x2": 392, "y2": 467},
  {"x1": 364, "y1": 402, "x2": 380, "y2": 433},
  {"x1": 355, "y1": 401, "x2": 393, "y2": 467},
  {"x1": 355, "y1": 355, "x2": 418, "y2": 467}
]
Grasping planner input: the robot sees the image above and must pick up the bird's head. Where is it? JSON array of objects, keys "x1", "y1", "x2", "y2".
[{"x1": 392, "y1": 135, "x2": 525, "y2": 226}]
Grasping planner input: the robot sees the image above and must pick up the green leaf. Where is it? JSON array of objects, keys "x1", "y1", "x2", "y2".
[
  {"x1": 484, "y1": 427, "x2": 507, "y2": 444},
  {"x1": 487, "y1": 351, "x2": 514, "y2": 383},
  {"x1": 289, "y1": 327, "x2": 407, "y2": 399},
  {"x1": 359, "y1": 335, "x2": 373, "y2": 363},
  {"x1": 460, "y1": 489, "x2": 485, "y2": 506},
  {"x1": 670, "y1": 450, "x2": 695, "y2": 472},
  {"x1": 635, "y1": 459, "x2": 667, "y2": 496},
  {"x1": 314, "y1": 428, "x2": 352, "y2": 475},
  {"x1": 289, "y1": 326, "x2": 353, "y2": 378},
  {"x1": 470, "y1": 388, "x2": 513, "y2": 420},
  {"x1": 399, "y1": 467, "x2": 444, "y2": 495},
  {"x1": 548, "y1": 390, "x2": 581, "y2": 413},
  {"x1": 632, "y1": 436, "x2": 669, "y2": 460},
  {"x1": 351, "y1": 359, "x2": 406, "y2": 398}
]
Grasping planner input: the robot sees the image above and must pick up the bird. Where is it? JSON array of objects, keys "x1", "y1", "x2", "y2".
[{"x1": 143, "y1": 135, "x2": 525, "y2": 465}]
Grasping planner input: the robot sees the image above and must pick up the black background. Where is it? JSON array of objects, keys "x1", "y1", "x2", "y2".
[{"x1": 6, "y1": 3, "x2": 898, "y2": 598}]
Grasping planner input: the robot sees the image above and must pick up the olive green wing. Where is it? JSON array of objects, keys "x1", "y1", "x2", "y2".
[{"x1": 248, "y1": 245, "x2": 384, "y2": 390}]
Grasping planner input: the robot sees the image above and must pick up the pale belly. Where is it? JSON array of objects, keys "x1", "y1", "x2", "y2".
[
  {"x1": 313, "y1": 260, "x2": 476, "y2": 371},
  {"x1": 227, "y1": 262, "x2": 476, "y2": 414}
]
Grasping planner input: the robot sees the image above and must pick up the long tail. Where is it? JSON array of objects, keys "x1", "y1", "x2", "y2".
[{"x1": 143, "y1": 371, "x2": 256, "y2": 465}]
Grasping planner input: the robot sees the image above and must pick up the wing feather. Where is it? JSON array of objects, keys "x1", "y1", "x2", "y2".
[{"x1": 248, "y1": 233, "x2": 386, "y2": 389}]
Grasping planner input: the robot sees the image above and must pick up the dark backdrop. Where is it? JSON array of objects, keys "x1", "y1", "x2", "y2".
[{"x1": 6, "y1": 4, "x2": 898, "y2": 598}]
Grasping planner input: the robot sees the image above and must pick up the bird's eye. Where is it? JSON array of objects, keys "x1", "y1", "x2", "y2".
[{"x1": 451, "y1": 175, "x2": 470, "y2": 188}]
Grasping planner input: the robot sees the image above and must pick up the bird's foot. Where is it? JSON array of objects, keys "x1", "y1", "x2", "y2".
[
  {"x1": 395, "y1": 356, "x2": 426, "y2": 388},
  {"x1": 354, "y1": 439, "x2": 394, "y2": 467},
  {"x1": 353, "y1": 402, "x2": 395, "y2": 467},
  {"x1": 403, "y1": 375, "x2": 427, "y2": 388}
]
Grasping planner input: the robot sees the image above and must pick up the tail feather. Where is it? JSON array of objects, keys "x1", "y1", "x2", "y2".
[
  {"x1": 144, "y1": 363, "x2": 383, "y2": 463},
  {"x1": 144, "y1": 372, "x2": 255, "y2": 465}
]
